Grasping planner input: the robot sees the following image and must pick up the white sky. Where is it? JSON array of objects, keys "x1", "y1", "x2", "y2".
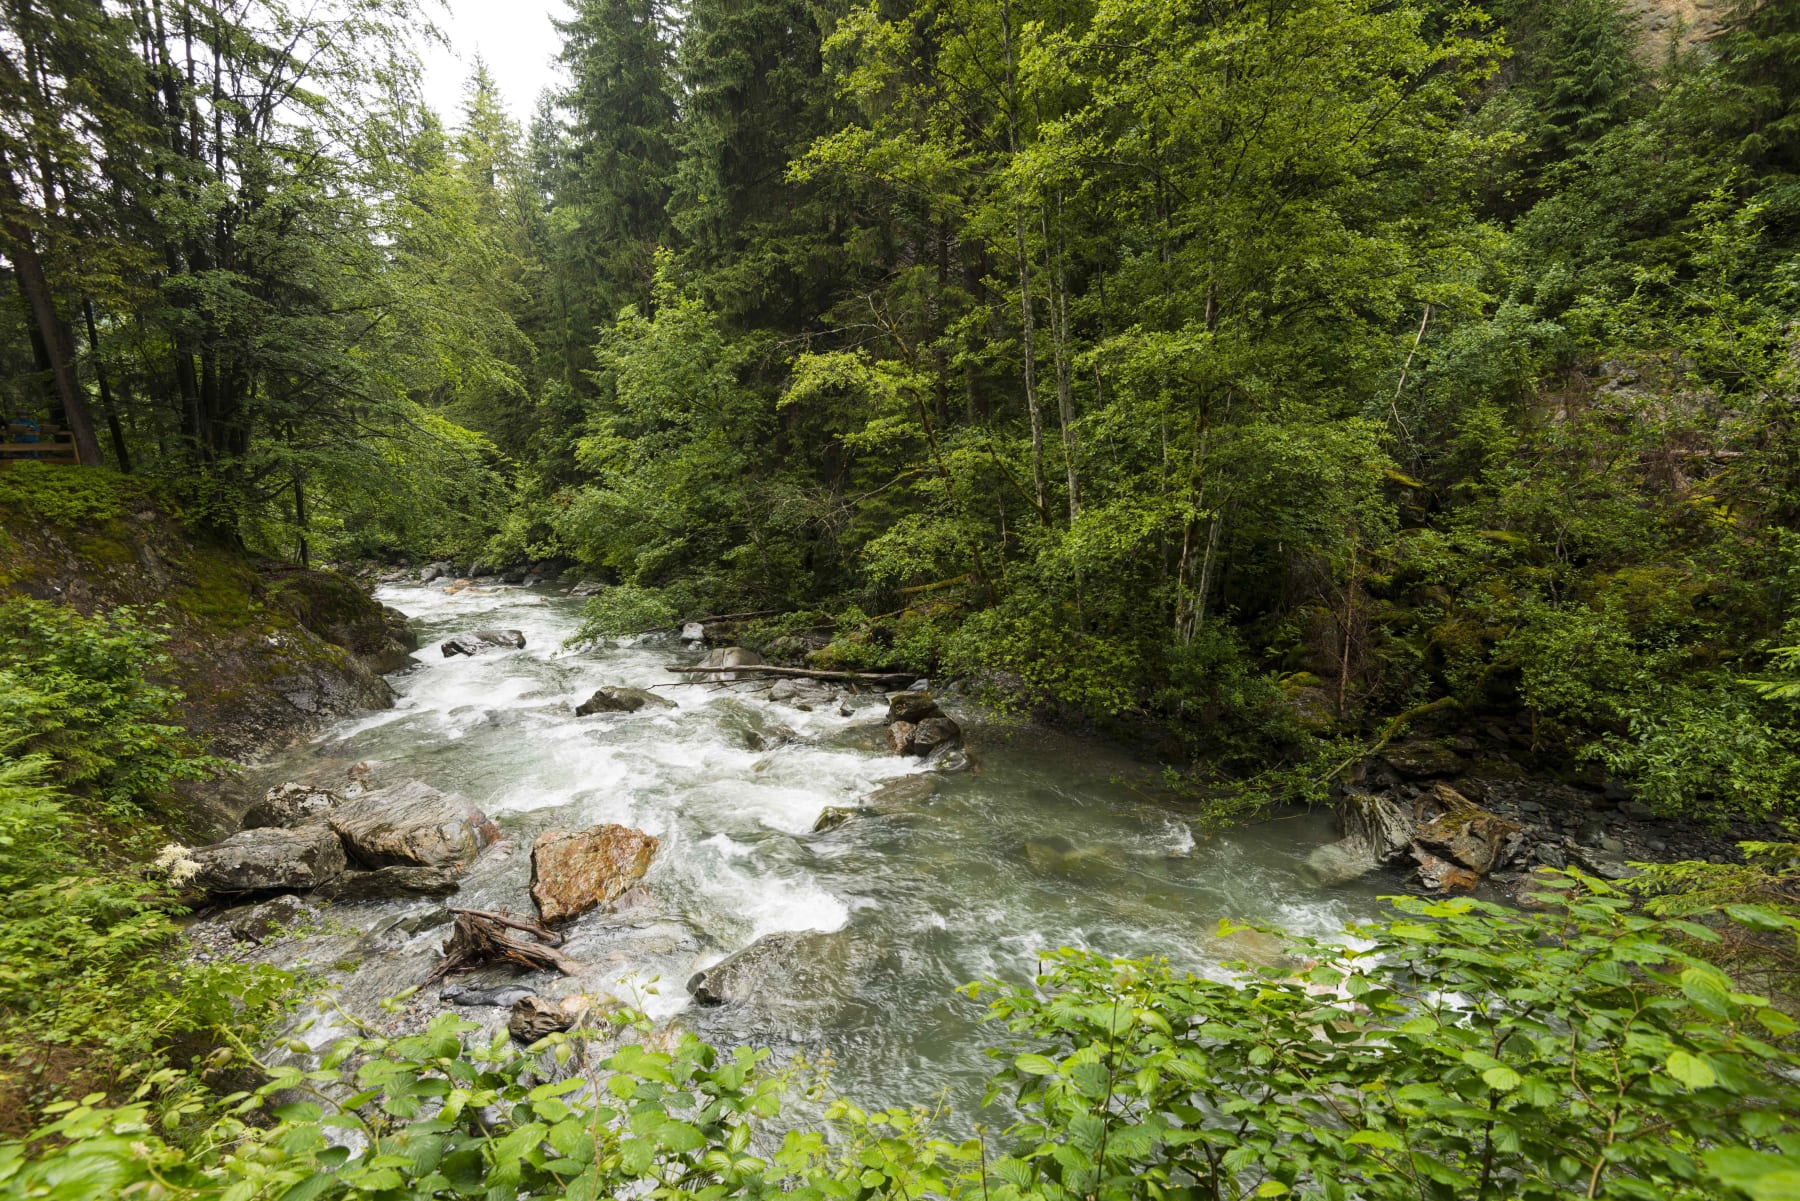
[{"x1": 418, "y1": 0, "x2": 572, "y2": 129}]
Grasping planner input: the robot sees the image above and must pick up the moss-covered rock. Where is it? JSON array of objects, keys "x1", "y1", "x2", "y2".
[{"x1": 0, "y1": 465, "x2": 403, "y2": 760}]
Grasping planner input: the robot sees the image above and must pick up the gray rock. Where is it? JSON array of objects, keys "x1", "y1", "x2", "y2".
[
  {"x1": 501, "y1": 568, "x2": 527, "y2": 584},
  {"x1": 574, "y1": 686, "x2": 676, "y2": 716},
  {"x1": 769, "y1": 678, "x2": 836, "y2": 709},
  {"x1": 1622, "y1": 801, "x2": 1656, "y2": 821},
  {"x1": 188, "y1": 824, "x2": 347, "y2": 894},
  {"x1": 694, "y1": 646, "x2": 764, "y2": 681},
  {"x1": 910, "y1": 716, "x2": 963, "y2": 756},
  {"x1": 441, "y1": 983, "x2": 537, "y2": 1008},
  {"x1": 441, "y1": 629, "x2": 526, "y2": 657},
  {"x1": 328, "y1": 779, "x2": 499, "y2": 870},
  {"x1": 225, "y1": 894, "x2": 314, "y2": 942},
  {"x1": 315, "y1": 865, "x2": 461, "y2": 902},
  {"x1": 687, "y1": 930, "x2": 851, "y2": 1007},
  {"x1": 1304, "y1": 793, "x2": 1413, "y2": 885},
  {"x1": 419, "y1": 565, "x2": 444, "y2": 583},
  {"x1": 681, "y1": 621, "x2": 707, "y2": 643},
  {"x1": 242, "y1": 782, "x2": 341, "y2": 830},
  {"x1": 569, "y1": 579, "x2": 605, "y2": 597}
]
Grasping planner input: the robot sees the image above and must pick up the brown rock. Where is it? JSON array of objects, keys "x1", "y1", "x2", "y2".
[
  {"x1": 508, "y1": 995, "x2": 573, "y2": 1042},
  {"x1": 886, "y1": 721, "x2": 919, "y2": 755},
  {"x1": 530, "y1": 824, "x2": 660, "y2": 924},
  {"x1": 1412, "y1": 783, "x2": 1521, "y2": 875},
  {"x1": 1412, "y1": 848, "x2": 1479, "y2": 892}
]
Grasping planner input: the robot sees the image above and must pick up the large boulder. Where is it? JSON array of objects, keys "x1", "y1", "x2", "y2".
[
  {"x1": 574, "y1": 686, "x2": 676, "y2": 716},
  {"x1": 328, "y1": 779, "x2": 499, "y2": 871},
  {"x1": 241, "y1": 782, "x2": 341, "y2": 829},
  {"x1": 888, "y1": 715, "x2": 962, "y2": 757},
  {"x1": 186, "y1": 824, "x2": 347, "y2": 894},
  {"x1": 1304, "y1": 793, "x2": 1414, "y2": 886},
  {"x1": 315, "y1": 865, "x2": 461, "y2": 902},
  {"x1": 768, "y1": 678, "x2": 836, "y2": 710},
  {"x1": 694, "y1": 646, "x2": 764, "y2": 681},
  {"x1": 530, "y1": 824, "x2": 660, "y2": 924},
  {"x1": 1411, "y1": 782, "x2": 1522, "y2": 876},
  {"x1": 440, "y1": 629, "x2": 526, "y2": 657}
]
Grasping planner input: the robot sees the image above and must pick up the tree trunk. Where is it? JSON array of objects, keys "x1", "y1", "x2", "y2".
[
  {"x1": 0, "y1": 158, "x2": 104, "y2": 466},
  {"x1": 83, "y1": 300, "x2": 132, "y2": 472}
]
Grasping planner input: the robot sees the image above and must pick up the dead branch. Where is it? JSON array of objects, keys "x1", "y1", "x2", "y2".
[
  {"x1": 663, "y1": 663, "x2": 914, "y2": 685},
  {"x1": 424, "y1": 910, "x2": 581, "y2": 985}
]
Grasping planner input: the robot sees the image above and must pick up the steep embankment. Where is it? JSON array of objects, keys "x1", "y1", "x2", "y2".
[{"x1": 0, "y1": 465, "x2": 413, "y2": 817}]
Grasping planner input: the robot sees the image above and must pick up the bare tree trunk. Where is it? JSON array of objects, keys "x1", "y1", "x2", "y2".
[
  {"x1": 0, "y1": 157, "x2": 103, "y2": 466},
  {"x1": 1045, "y1": 205, "x2": 1079, "y2": 522},
  {"x1": 1000, "y1": 0, "x2": 1048, "y2": 522},
  {"x1": 83, "y1": 300, "x2": 132, "y2": 472}
]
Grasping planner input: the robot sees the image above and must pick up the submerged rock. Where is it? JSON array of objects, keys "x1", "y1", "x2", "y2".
[
  {"x1": 188, "y1": 824, "x2": 347, "y2": 894},
  {"x1": 440, "y1": 629, "x2": 526, "y2": 657},
  {"x1": 686, "y1": 930, "x2": 850, "y2": 1007},
  {"x1": 316, "y1": 865, "x2": 461, "y2": 902},
  {"x1": 812, "y1": 806, "x2": 856, "y2": 833},
  {"x1": 328, "y1": 779, "x2": 499, "y2": 871},
  {"x1": 768, "y1": 678, "x2": 836, "y2": 710},
  {"x1": 241, "y1": 782, "x2": 341, "y2": 829},
  {"x1": 530, "y1": 824, "x2": 660, "y2": 924},
  {"x1": 574, "y1": 686, "x2": 676, "y2": 716}
]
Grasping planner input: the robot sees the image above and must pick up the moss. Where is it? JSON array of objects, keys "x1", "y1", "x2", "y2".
[
  {"x1": 172, "y1": 553, "x2": 264, "y2": 628},
  {"x1": 0, "y1": 464, "x2": 151, "y2": 527}
]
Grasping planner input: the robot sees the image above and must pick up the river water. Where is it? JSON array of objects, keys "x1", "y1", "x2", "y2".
[{"x1": 245, "y1": 582, "x2": 1383, "y2": 1113}]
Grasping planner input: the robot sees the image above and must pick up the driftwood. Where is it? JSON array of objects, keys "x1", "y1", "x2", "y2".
[
  {"x1": 662, "y1": 663, "x2": 914, "y2": 685},
  {"x1": 424, "y1": 909, "x2": 580, "y2": 985}
]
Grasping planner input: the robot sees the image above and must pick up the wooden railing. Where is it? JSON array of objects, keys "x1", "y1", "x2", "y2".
[{"x1": 0, "y1": 424, "x2": 80, "y2": 466}]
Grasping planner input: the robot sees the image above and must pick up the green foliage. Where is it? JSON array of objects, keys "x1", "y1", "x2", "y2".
[
  {"x1": 973, "y1": 890, "x2": 1800, "y2": 1201},
  {"x1": 6, "y1": 892, "x2": 1800, "y2": 1199},
  {"x1": 0, "y1": 465, "x2": 147, "y2": 528},
  {"x1": 0, "y1": 601, "x2": 219, "y2": 814},
  {"x1": 0, "y1": 757, "x2": 290, "y2": 1126}
]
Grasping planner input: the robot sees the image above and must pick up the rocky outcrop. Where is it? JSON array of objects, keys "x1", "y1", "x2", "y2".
[
  {"x1": 314, "y1": 865, "x2": 461, "y2": 902},
  {"x1": 328, "y1": 780, "x2": 499, "y2": 870},
  {"x1": 529, "y1": 825, "x2": 660, "y2": 924},
  {"x1": 1307, "y1": 782, "x2": 1522, "y2": 892},
  {"x1": 885, "y1": 691, "x2": 941, "y2": 725},
  {"x1": 0, "y1": 466, "x2": 406, "y2": 771},
  {"x1": 1380, "y1": 741, "x2": 1461, "y2": 779},
  {"x1": 185, "y1": 824, "x2": 347, "y2": 893},
  {"x1": 440, "y1": 629, "x2": 526, "y2": 657},
  {"x1": 241, "y1": 782, "x2": 341, "y2": 829},
  {"x1": 574, "y1": 686, "x2": 676, "y2": 716}
]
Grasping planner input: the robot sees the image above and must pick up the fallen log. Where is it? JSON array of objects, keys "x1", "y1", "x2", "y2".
[
  {"x1": 662, "y1": 663, "x2": 915, "y2": 685},
  {"x1": 424, "y1": 909, "x2": 581, "y2": 985}
]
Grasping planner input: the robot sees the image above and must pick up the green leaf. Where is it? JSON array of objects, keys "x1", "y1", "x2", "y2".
[{"x1": 1665, "y1": 1050, "x2": 1717, "y2": 1090}]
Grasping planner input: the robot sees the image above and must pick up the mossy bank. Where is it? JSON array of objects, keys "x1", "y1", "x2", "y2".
[{"x1": 0, "y1": 464, "x2": 414, "y2": 828}]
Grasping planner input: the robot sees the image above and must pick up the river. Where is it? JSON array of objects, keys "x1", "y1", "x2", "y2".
[{"x1": 242, "y1": 581, "x2": 1384, "y2": 1114}]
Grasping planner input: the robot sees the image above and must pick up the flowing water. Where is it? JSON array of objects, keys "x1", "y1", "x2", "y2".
[{"x1": 245, "y1": 582, "x2": 1385, "y2": 1115}]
